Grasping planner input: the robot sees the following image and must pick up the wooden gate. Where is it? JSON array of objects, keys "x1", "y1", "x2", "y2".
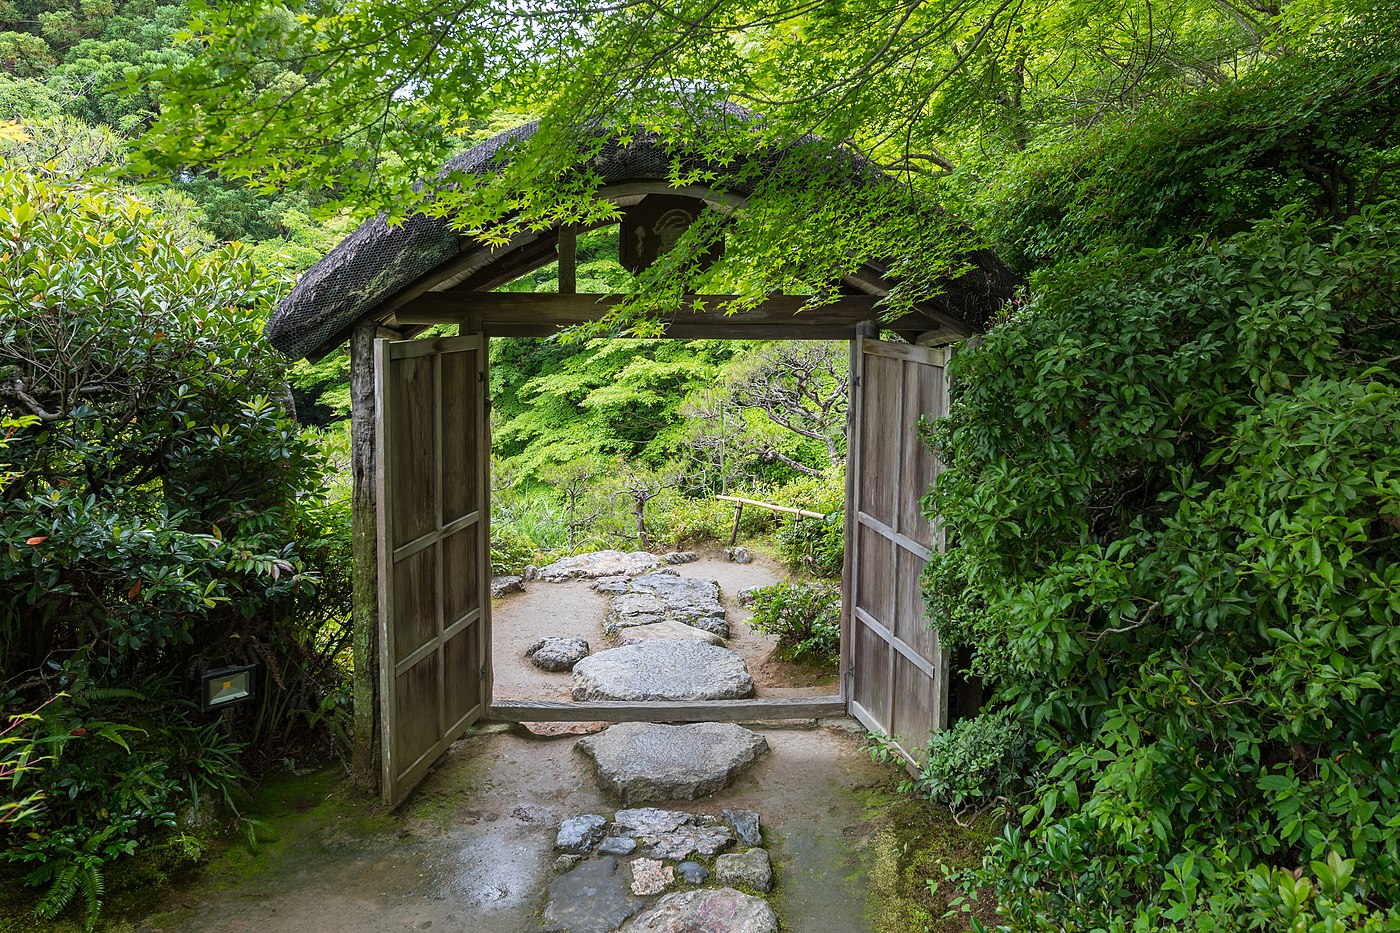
[
  {"x1": 375, "y1": 334, "x2": 491, "y2": 806},
  {"x1": 843, "y1": 338, "x2": 950, "y2": 765}
]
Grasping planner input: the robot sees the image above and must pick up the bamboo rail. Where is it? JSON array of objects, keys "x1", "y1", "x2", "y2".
[{"x1": 716, "y1": 494, "x2": 826, "y2": 546}]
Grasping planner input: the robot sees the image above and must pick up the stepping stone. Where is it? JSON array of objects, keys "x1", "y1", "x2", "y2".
[
  {"x1": 578, "y1": 723, "x2": 769, "y2": 804},
  {"x1": 663, "y1": 551, "x2": 699, "y2": 564},
  {"x1": 599, "y1": 835, "x2": 637, "y2": 857},
  {"x1": 723, "y1": 809, "x2": 762, "y2": 847},
  {"x1": 676, "y1": 861, "x2": 708, "y2": 884},
  {"x1": 716, "y1": 849, "x2": 773, "y2": 893},
  {"x1": 556, "y1": 814, "x2": 607, "y2": 854},
  {"x1": 571, "y1": 642, "x2": 755, "y2": 702},
  {"x1": 606, "y1": 574, "x2": 727, "y2": 637},
  {"x1": 628, "y1": 858, "x2": 674, "y2": 896},
  {"x1": 539, "y1": 550, "x2": 661, "y2": 582},
  {"x1": 643, "y1": 823, "x2": 735, "y2": 861},
  {"x1": 616, "y1": 620, "x2": 724, "y2": 647},
  {"x1": 611, "y1": 808, "x2": 693, "y2": 836},
  {"x1": 526, "y1": 636, "x2": 590, "y2": 672},
  {"x1": 620, "y1": 888, "x2": 779, "y2": 933},
  {"x1": 541, "y1": 856, "x2": 646, "y2": 933}
]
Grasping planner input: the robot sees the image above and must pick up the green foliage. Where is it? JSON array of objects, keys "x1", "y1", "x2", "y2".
[
  {"x1": 768, "y1": 470, "x2": 845, "y2": 576},
  {"x1": 0, "y1": 167, "x2": 351, "y2": 927},
  {"x1": 871, "y1": 711, "x2": 1034, "y2": 815},
  {"x1": 745, "y1": 581, "x2": 841, "y2": 665},
  {"x1": 926, "y1": 200, "x2": 1400, "y2": 928}
]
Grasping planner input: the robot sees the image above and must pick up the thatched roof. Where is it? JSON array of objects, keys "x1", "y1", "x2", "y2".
[{"x1": 264, "y1": 114, "x2": 1014, "y2": 360}]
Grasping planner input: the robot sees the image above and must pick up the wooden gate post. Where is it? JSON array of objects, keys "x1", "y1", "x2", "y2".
[{"x1": 349, "y1": 320, "x2": 381, "y2": 796}]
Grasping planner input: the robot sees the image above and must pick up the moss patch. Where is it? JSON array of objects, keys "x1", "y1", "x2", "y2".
[{"x1": 860, "y1": 790, "x2": 1002, "y2": 933}]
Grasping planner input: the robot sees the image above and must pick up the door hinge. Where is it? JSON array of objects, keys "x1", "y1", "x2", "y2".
[{"x1": 480, "y1": 662, "x2": 489, "y2": 679}]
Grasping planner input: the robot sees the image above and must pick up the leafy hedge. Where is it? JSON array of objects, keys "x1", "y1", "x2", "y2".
[
  {"x1": 0, "y1": 167, "x2": 351, "y2": 929},
  {"x1": 924, "y1": 200, "x2": 1400, "y2": 928}
]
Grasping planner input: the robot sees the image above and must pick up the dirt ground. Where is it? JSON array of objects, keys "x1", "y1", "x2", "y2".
[
  {"x1": 135, "y1": 720, "x2": 893, "y2": 933},
  {"x1": 492, "y1": 547, "x2": 839, "y2": 701}
]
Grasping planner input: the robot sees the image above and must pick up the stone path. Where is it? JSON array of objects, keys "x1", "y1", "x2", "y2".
[
  {"x1": 541, "y1": 806, "x2": 778, "y2": 933},
  {"x1": 571, "y1": 641, "x2": 756, "y2": 702},
  {"x1": 578, "y1": 723, "x2": 769, "y2": 805}
]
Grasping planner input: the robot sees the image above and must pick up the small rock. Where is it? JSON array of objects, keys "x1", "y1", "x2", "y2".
[
  {"x1": 644, "y1": 826, "x2": 736, "y2": 861},
  {"x1": 723, "y1": 809, "x2": 762, "y2": 847},
  {"x1": 628, "y1": 858, "x2": 674, "y2": 896},
  {"x1": 539, "y1": 550, "x2": 661, "y2": 582},
  {"x1": 571, "y1": 642, "x2": 755, "y2": 702},
  {"x1": 599, "y1": 836, "x2": 638, "y2": 857},
  {"x1": 592, "y1": 576, "x2": 631, "y2": 595},
  {"x1": 554, "y1": 854, "x2": 583, "y2": 872},
  {"x1": 541, "y1": 856, "x2": 646, "y2": 933},
  {"x1": 675, "y1": 861, "x2": 708, "y2": 885},
  {"x1": 725, "y1": 546, "x2": 753, "y2": 564},
  {"x1": 736, "y1": 586, "x2": 760, "y2": 607},
  {"x1": 620, "y1": 888, "x2": 778, "y2": 933},
  {"x1": 819, "y1": 717, "x2": 871, "y2": 740},
  {"x1": 578, "y1": 723, "x2": 769, "y2": 804},
  {"x1": 521, "y1": 721, "x2": 610, "y2": 739},
  {"x1": 490, "y1": 575, "x2": 524, "y2": 598},
  {"x1": 716, "y1": 849, "x2": 773, "y2": 893},
  {"x1": 662, "y1": 551, "x2": 699, "y2": 564},
  {"x1": 615, "y1": 621, "x2": 724, "y2": 647},
  {"x1": 556, "y1": 814, "x2": 608, "y2": 854},
  {"x1": 526, "y1": 636, "x2": 590, "y2": 672},
  {"x1": 612, "y1": 808, "x2": 692, "y2": 837},
  {"x1": 523, "y1": 564, "x2": 539, "y2": 581}
]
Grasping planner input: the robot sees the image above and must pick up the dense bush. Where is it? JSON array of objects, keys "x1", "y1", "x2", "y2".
[
  {"x1": 0, "y1": 167, "x2": 351, "y2": 929},
  {"x1": 745, "y1": 581, "x2": 841, "y2": 665},
  {"x1": 924, "y1": 199, "x2": 1400, "y2": 929},
  {"x1": 872, "y1": 710, "x2": 1034, "y2": 817}
]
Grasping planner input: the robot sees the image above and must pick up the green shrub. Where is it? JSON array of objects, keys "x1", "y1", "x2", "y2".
[
  {"x1": 745, "y1": 581, "x2": 841, "y2": 664},
  {"x1": 927, "y1": 201, "x2": 1400, "y2": 929},
  {"x1": 0, "y1": 167, "x2": 349, "y2": 928},
  {"x1": 872, "y1": 710, "x2": 1033, "y2": 815}
]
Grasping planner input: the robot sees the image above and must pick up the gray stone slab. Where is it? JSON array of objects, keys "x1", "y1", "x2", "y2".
[
  {"x1": 526, "y1": 636, "x2": 590, "y2": 672},
  {"x1": 620, "y1": 888, "x2": 779, "y2": 933},
  {"x1": 541, "y1": 856, "x2": 646, "y2": 933},
  {"x1": 611, "y1": 808, "x2": 692, "y2": 837},
  {"x1": 615, "y1": 621, "x2": 724, "y2": 647},
  {"x1": 556, "y1": 814, "x2": 607, "y2": 854},
  {"x1": 490, "y1": 575, "x2": 523, "y2": 598},
  {"x1": 716, "y1": 848, "x2": 773, "y2": 893},
  {"x1": 578, "y1": 723, "x2": 769, "y2": 804},
  {"x1": 616, "y1": 573, "x2": 728, "y2": 637},
  {"x1": 571, "y1": 642, "x2": 755, "y2": 702},
  {"x1": 538, "y1": 551, "x2": 661, "y2": 582},
  {"x1": 723, "y1": 809, "x2": 762, "y2": 847},
  {"x1": 642, "y1": 824, "x2": 735, "y2": 861}
]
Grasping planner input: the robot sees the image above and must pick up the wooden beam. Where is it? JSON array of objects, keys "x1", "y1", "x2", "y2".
[
  {"x1": 488, "y1": 697, "x2": 846, "y2": 723},
  {"x1": 394, "y1": 292, "x2": 934, "y2": 340},
  {"x1": 557, "y1": 227, "x2": 576, "y2": 294}
]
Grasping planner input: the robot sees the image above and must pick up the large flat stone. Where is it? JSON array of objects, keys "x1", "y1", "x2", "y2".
[
  {"x1": 541, "y1": 856, "x2": 646, "y2": 933},
  {"x1": 616, "y1": 621, "x2": 724, "y2": 647},
  {"x1": 620, "y1": 888, "x2": 779, "y2": 933},
  {"x1": 571, "y1": 642, "x2": 755, "y2": 702},
  {"x1": 578, "y1": 723, "x2": 769, "y2": 804},
  {"x1": 538, "y1": 551, "x2": 661, "y2": 582},
  {"x1": 603, "y1": 574, "x2": 727, "y2": 637}
]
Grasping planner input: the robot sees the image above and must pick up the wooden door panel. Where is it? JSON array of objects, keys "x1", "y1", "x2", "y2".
[
  {"x1": 376, "y1": 334, "x2": 490, "y2": 806},
  {"x1": 845, "y1": 338, "x2": 950, "y2": 766}
]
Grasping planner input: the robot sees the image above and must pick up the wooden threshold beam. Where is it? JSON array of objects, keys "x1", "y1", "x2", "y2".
[{"x1": 488, "y1": 697, "x2": 846, "y2": 723}]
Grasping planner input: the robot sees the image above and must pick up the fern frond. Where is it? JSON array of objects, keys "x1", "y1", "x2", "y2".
[
  {"x1": 33, "y1": 860, "x2": 78, "y2": 920},
  {"x1": 79, "y1": 860, "x2": 104, "y2": 933}
]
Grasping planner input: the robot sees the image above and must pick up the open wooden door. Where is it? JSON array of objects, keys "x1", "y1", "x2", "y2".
[
  {"x1": 843, "y1": 337, "x2": 950, "y2": 765},
  {"x1": 375, "y1": 334, "x2": 491, "y2": 806}
]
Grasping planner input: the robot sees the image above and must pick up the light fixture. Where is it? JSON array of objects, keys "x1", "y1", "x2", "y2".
[{"x1": 200, "y1": 664, "x2": 257, "y2": 711}]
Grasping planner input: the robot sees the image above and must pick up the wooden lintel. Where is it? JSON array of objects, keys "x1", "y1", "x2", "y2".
[
  {"x1": 487, "y1": 697, "x2": 846, "y2": 723},
  {"x1": 394, "y1": 292, "x2": 914, "y2": 340}
]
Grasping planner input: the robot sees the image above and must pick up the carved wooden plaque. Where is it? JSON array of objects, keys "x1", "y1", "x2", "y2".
[{"x1": 619, "y1": 195, "x2": 723, "y2": 274}]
